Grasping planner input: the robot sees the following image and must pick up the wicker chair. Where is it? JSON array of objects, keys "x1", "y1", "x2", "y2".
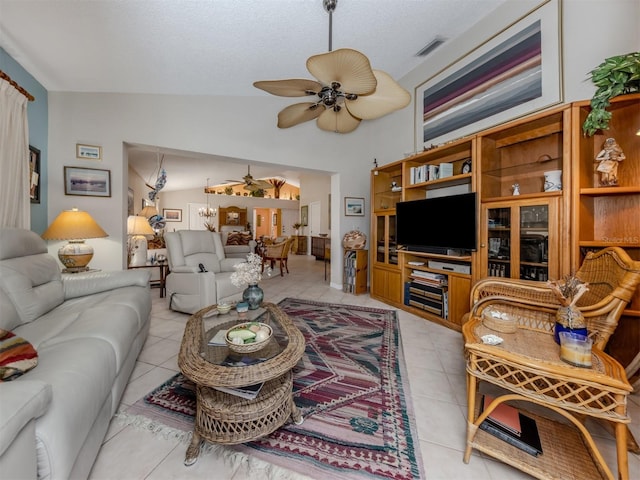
[
  {"x1": 261, "y1": 237, "x2": 294, "y2": 276},
  {"x1": 465, "y1": 246, "x2": 640, "y2": 452}
]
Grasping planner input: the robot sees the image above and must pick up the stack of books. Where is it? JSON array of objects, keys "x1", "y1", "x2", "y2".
[
  {"x1": 479, "y1": 395, "x2": 543, "y2": 457},
  {"x1": 214, "y1": 382, "x2": 264, "y2": 400}
]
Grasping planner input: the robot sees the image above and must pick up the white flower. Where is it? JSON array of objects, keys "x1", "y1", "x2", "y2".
[{"x1": 230, "y1": 253, "x2": 271, "y2": 287}]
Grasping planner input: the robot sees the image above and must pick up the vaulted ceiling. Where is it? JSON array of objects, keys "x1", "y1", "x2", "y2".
[{"x1": 1, "y1": 0, "x2": 508, "y2": 190}]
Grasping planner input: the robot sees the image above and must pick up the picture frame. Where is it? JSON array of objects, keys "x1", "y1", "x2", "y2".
[
  {"x1": 415, "y1": 0, "x2": 561, "y2": 150},
  {"x1": 64, "y1": 166, "x2": 111, "y2": 197},
  {"x1": 163, "y1": 208, "x2": 182, "y2": 222},
  {"x1": 128, "y1": 188, "x2": 134, "y2": 215},
  {"x1": 344, "y1": 197, "x2": 365, "y2": 216},
  {"x1": 301, "y1": 205, "x2": 308, "y2": 226},
  {"x1": 76, "y1": 143, "x2": 102, "y2": 160},
  {"x1": 272, "y1": 212, "x2": 277, "y2": 225},
  {"x1": 29, "y1": 145, "x2": 40, "y2": 204}
]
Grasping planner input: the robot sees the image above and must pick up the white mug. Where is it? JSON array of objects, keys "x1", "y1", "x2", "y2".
[{"x1": 544, "y1": 170, "x2": 562, "y2": 192}]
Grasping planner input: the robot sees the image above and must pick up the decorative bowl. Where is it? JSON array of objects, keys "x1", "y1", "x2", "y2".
[
  {"x1": 216, "y1": 303, "x2": 232, "y2": 315},
  {"x1": 342, "y1": 230, "x2": 366, "y2": 250},
  {"x1": 319, "y1": 233, "x2": 329, "y2": 237},
  {"x1": 225, "y1": 322, "x2": 273, "y2": 353}
]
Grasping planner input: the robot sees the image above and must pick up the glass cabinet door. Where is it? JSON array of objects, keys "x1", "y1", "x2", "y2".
[
  {"x1": 519, "y1": 204, "x2": 549, "y2": 281},
  {"x1": 487, "y1": 207, "x2": 511, "y2": 278},
  {"x1": 375, "y1": 213, "x2": 397, "y2": 266},
  {"x1": 482, "y1": 199, "x2": 556, "y2": 281}
]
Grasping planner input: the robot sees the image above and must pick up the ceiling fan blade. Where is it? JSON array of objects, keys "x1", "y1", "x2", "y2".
[
  {"x1": 253, "y1": 79, "x2": 322, "y2": 97},
  {"x1": 317, "y1": 107, "x2": 361, "y2": 134},
  {"x1": 307, "y1": 48, "x2": 377, "y2": 95},
  {"x1": 345, "y1": 69, "x2": 411, "y2": 120},
  {"x1": 277, "y1": 102, "x2": 325, "y2": 129},
  {"x1": 254, "y1": 180, "x2": 274, "y2": 189}
]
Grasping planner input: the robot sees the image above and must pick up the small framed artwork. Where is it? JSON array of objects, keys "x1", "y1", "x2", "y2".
[
  {"x1": 29, "y1": 145, "x2": 40, "y2": 204},
  {"x1": 344, "y1": 197, "x2": 365, "y2": 216},
  {"x1": 272, "y1": 212, "x2": 277, "y2": 225},
  {"x1": 301, "y1": 205, "x2": 309, "y2": 226},
  {"x1": 76, "y1": 144, "x2": 102, "y2": 160},
  {"x1": 163, "y1": 208, "x2": 182, "y2": 222},
  {"x1": 128, "y1": 188, "x2": 134, "y2": 215},
  {"x1": 64, "y1": 166, "x2": 111, "y2": 197}
]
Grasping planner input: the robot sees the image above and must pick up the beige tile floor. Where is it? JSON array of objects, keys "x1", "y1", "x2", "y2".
[{"x1": 89, "y1": 254, "x2": 640, "y2": 480}]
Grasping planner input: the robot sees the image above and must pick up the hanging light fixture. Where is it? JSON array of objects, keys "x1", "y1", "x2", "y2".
[{"x1": 199, "y1": 178, "x2": 217, "y2": 218}]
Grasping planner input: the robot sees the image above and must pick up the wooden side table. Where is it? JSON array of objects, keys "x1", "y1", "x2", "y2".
[
  {"x1": 463, "y1": 315, "x2": 632, "y2": 480},
  {"x1": 128, "y1": 262, "x2": 169, "y2": 297}
]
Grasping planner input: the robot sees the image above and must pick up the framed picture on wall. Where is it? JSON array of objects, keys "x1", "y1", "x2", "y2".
[
  {"x1": 29, "y1": 145, "x2": 40, "y2": 204},
  {"x1": 414, "y1": 0, "x2": 561, "y2": 149},
  {"x1": 163, "y1": 208, "x2": 182, "y2": 222},
  {"x1": 301, "y1": 205, "x2": 309, "y2": 226},
  {"x1": 76, "y1": 144, "x2": 102, "y2": 160},
  {"x1": 344, "y1": 197, "x2": 365, "y2": 216},
  {"x1": 128, "y1": 188, "x2": 134, "y2": 215},
  {"x1": 64, "y1": 166, "x2": 111, "y2": 197}
]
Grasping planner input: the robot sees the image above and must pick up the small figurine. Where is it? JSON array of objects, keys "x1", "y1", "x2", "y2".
[
  {"x1": 595, "y1": 138, "x2": 625, "y2": 186},
  {"x1": 512, "y1": 183, "x2": 520, "y2": 195}
]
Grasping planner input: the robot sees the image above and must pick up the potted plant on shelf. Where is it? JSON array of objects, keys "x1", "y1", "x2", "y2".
[
  {"x1": 293, "y1": 222, "x2": 302, "y2": 235},
  {"x1": 582, "y1": 51, "x2": 640, "y2": 136}
]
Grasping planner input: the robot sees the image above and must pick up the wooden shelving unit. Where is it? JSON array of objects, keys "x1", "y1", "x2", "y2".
[
  {"x1": 343, "y1": 249, "x2": 368, "y2": 295},
  {"x1": 370, "y1": 94, "x2": 638, "y2": 355},
  {"x1": 570, "y1": 93, "x2": 640, "y2": 376}
]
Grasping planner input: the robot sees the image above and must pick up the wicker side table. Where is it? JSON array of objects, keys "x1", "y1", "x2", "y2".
[
  {"x1": 178, "y1": 302, "x2": 305, "y2": 466},
  {"x1": 462, "y1": 314, "x2": 632, "y2": 480}
]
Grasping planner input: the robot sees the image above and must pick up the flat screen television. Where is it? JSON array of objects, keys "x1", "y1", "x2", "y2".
[{"x1": 396, "y1": 192, "x2": 477, "y2": 254}]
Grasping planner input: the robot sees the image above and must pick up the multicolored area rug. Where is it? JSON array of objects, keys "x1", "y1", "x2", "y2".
[{"x1": 118, "y1": 298, "x2": 424, "y2": 480}]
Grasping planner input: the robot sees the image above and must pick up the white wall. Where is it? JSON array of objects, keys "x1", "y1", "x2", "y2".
[{"x1": 46, "y1": 0, "x2": 638, "y2": 284}]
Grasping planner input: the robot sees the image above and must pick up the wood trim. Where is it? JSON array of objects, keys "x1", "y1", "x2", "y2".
[{"x1": 0, "y1": 70, "x2": 35, "y2": 101}]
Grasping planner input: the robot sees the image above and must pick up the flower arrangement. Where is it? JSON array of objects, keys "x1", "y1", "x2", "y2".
[
  {"x1": 547, "y1": 274, "x2": 589, "y2": 307},
  {"x1": 230, "y1": 253, "x2": 271, "y2": 287}
]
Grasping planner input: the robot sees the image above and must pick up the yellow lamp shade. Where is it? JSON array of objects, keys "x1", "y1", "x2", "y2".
[{"x1": 41, "y1": 208, "x2": 108, "y2": 272}]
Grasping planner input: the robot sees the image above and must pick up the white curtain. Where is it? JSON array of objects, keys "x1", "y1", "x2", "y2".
[{"x1": 0, "y1": 78, "x2": 30, "y2": 228}]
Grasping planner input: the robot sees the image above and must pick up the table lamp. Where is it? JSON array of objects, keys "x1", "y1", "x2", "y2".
[
  {"x1": 127, "y1": 215, "x2": 155, "y2": 267},
  {"x1": 139, "y1": 205, "x2": 159, "y2": 218},
  {"x1": 41, "y1": 208, "x2": 108, "y2": 272}
]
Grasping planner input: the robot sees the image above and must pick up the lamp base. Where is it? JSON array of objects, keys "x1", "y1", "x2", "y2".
[
  {"x1": 58, "y1": 240, "x2": 94, "y2": 272},
  {"x1": 129, "y1": 235, "x2": 149, "y2": 267}
]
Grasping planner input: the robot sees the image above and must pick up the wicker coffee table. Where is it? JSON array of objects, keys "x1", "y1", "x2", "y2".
[{"x1": 178, "y1": 302, "x2": 305, "y2": 466}]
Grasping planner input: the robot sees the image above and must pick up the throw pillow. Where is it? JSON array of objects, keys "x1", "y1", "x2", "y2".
[
  {"x1": 226, "y1": 231, "x2": 252, "y2": 246},
  {"x1": 0, "y1": 329, "x2": 38, "y2": 381}
]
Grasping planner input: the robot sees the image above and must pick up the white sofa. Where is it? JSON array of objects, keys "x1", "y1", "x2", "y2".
[
  {"x1": 165, "y1": 230, "x2": 245, "y2": 314},
  {"x1": 0, "y1": 228, "x2": 152, "y2": 480}
]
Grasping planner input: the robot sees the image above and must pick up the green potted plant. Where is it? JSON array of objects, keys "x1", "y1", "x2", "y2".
[{"x1": 582, "y1": 51, "x2": 640, "y2": 136}]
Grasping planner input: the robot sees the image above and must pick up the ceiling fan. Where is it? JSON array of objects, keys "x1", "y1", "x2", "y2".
[
  {"x1": 253, "y1": 0, "x2": 410, "y2": 134},
  {"x1": 223, "y1": 165, "x2": 274, "y2": 192}
]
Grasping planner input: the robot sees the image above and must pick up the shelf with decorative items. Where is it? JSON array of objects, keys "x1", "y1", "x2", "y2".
[
  {"x1": 372, "y1": 159, "x2": 403, "y2": 212},
  {"x1": 402, "y1": 137, "x2": 475, "y2": 201},
  {"x1": 570, "y1": 93, "x2": 640, "y2": 376},
  {"x1": 478, "y1": 104, "x2": 571, "y2": 202}
]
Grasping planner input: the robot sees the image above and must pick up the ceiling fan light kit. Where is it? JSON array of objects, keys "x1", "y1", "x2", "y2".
[{"x1": 253, "y1": 0, "x2": 410, "y2": 133}]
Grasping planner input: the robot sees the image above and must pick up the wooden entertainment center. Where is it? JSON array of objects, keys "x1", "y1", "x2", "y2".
[{"x1": 370, "y1": 94, "x2": 639, "y2": 366}]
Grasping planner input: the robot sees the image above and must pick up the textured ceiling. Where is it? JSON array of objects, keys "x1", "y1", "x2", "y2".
[{"x1": 1, "y1": 0, "x2": 508, "y2": 190}]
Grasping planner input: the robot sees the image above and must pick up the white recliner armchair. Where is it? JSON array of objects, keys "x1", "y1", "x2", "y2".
[{"x1": 165, "y1": 230, "x2": 245, "y2": 314}]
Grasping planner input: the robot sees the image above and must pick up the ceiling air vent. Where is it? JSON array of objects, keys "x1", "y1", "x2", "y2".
[{"x1": 415, "y1": 36, "x2": 446, "y2": 57}]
